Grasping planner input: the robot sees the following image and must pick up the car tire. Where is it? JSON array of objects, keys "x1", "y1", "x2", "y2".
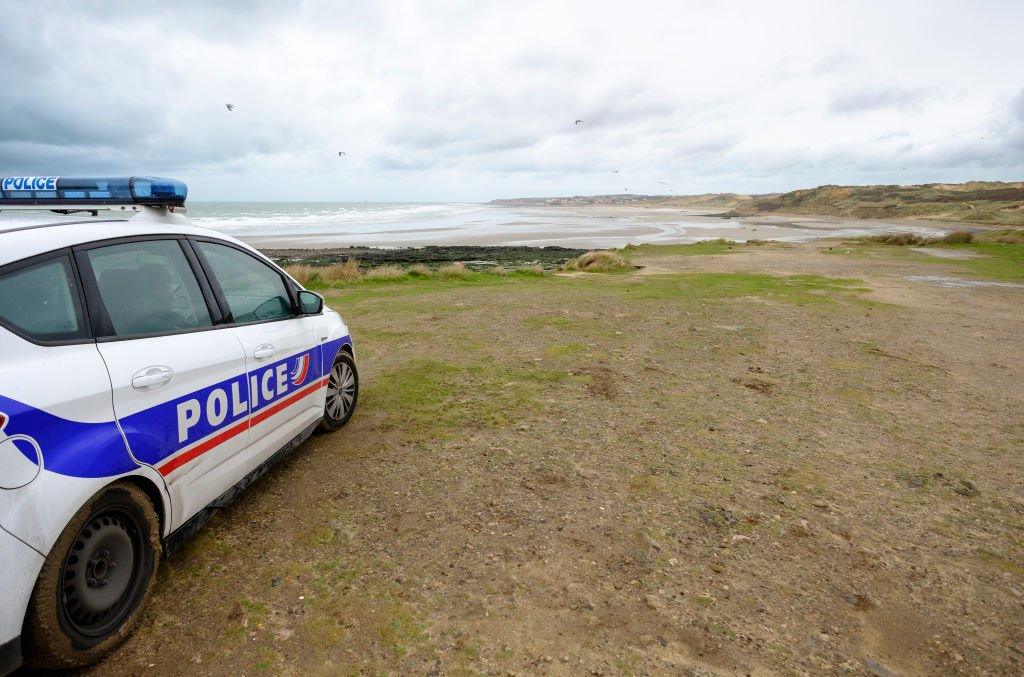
[
  {"x1": 319, "y1": 351, "x2": 358, "y2": 432},
  {"x1": 22, "y1": 482, "x2": 160, "y2": 670}
]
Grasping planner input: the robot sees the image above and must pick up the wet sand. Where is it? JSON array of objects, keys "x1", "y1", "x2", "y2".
[{"x1": 241, "y1": 204, "x2": 966, "y2": 250}]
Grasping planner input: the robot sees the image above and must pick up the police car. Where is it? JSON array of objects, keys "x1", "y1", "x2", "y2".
[{"x1": 0, "y1": 177, "x2": 358, "y2": 672}]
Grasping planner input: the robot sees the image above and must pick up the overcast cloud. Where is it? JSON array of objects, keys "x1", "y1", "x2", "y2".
[{"x1": 0, "y1": 0, "x2": 1022, "y2": 201}]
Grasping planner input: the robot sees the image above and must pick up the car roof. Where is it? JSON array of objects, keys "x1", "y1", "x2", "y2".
[{"x1": 0, "y1": 211, "x2": 256, "y2": 267}]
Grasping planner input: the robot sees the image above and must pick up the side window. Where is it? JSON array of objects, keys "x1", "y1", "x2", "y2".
[
  {"x1": 85, "y1": 240, "x2": 213, "y2": 338},
  {"x1": 0, "y1": 256, "x2": 86, "y2": 341},
  {"x1": 194, "y1": 241, "x2": 293, "y2": 323}
]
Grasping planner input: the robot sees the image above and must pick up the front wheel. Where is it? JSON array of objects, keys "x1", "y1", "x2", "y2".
[
  {"x1": 320, "y1": 351, "x2": 358, "y2": 431},
  {"x1": 23, "y1": 482, "x2": 160, "y2": 669}
]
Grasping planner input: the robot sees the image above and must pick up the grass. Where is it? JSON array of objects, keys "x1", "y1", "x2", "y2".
[
  {"x1": 724, "y1": 181, "x2": 1024, "y2": 226},
  {"x1": 561, "y1": 249, "x2": 632, "y2": 272},
  {"x1": 896, "y1": 242, "x2": 1024, "y2": 281},
  {"x1": 830, "y1": 235, "x2": 1024, "y2": 281},
  {"x1": 940, "y1": 244, "x2": 1024, "y2": 280},
  {"x1": 621, "y1": 240, "x2": 744, "y2": 257},
  {"x1": 360, "y1": 358, "x2": 563, "y2": 440},
  {"x1": 112, "y1": 238, "x2": 1024, "y2": 674},
  {"x1": 621, "y1": 272, "x2": 868, "y2": 305},
  {"x1": 864, "y1": 230, "x2": 976, "y2": 246},
  {"x1": 292, "y1": 261, "x2": 550, "y2": 290}
]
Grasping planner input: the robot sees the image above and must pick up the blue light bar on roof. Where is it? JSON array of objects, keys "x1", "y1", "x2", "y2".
[{"x1": 0, "y1": 176, "x2": 187, "y2": 206}]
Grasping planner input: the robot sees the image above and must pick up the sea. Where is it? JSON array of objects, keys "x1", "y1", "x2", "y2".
[{"x1": 0, "y1": 202, "x2": 951, "y2": 249}]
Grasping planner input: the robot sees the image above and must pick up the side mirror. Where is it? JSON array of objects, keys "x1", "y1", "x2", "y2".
[{"x1": 298, "y1": 290, "x2": 324, "y2": 315}]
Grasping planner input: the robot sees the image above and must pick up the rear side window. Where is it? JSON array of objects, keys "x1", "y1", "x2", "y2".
[
  {"x1": 0, "y1": 256, "x2": 86, "y2": 341},
  {"x1": 85, "y1": 240, "x2": 213, "y2": 338},
  {"x1": 195, "y1": 241, "x2": 293, "y2": 323}
]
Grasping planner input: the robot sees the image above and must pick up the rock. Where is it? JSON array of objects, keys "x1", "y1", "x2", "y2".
[
  {"x1": 864, "y1": 657, "x2": 896, "y2": 677},
  {"x1": 790, "y1": 519, "x2": 811, "y2": 537},
  {"x1": 642, "y1": 532, "x2": 664, "y2": 550},
  {"x1": 955, "y1": 480, "x2": 980, "y2": 497},
  {"x1": 699, "y1": 506, "x2": 739, "y2": 529},
  {"x1": 582, "y1": 599, "x2": 595, "y2": 611},
  {"x1": 643, "y1": 594, "x2": 663, "y2": 610}
]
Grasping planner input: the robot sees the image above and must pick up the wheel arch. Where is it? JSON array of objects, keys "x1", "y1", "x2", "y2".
[{"x1": 118, "y1": 474, "x2": 169, "y2": 543}]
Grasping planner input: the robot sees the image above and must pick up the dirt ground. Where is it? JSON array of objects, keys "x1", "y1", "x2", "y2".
[{"x1": 87, "y1": 241, "x2": 1023, "y2": 676}]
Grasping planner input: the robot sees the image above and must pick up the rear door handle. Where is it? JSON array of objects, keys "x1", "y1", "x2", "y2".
[
  {"x1": 253, "y1": 344, "x2": 276, "y2": 361},
  {"x1": 131, "y1": 366, "x2": 174, "y2": 391}
]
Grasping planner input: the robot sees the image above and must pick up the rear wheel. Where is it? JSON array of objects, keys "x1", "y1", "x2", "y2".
[
  {"x1": 319, "y1": 351, "x2": 358, "y2": 431},
  {"x1": 23, "y1": 482, "x2": 160, "y2": 669}
]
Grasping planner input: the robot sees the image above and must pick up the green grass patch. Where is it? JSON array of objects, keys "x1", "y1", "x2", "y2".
[
  {"x1": 621, "y1": 240, "x2": 742, "y2": 257},
  {"x1": 619, "y1": 272, "x2": 867, "y2": 304},
  {"x1": 361, "y1": 358, "x2": 560, "y2": 439},
  {"x1": 379, "y1": 603, "x2": 427, "y2": 658},
  {"x1": 914, "y1": 243, "x2": 1024, "y2": 281},
  {"x1": 545, "y1": 342, "x2": 587, "y2": 357},
  {"x1": 523, "y1": 315, "x2": 574, "y2": 330}
]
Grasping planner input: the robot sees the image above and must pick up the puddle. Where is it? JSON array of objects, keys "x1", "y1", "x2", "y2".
[
  {"x1": 906, "y1": 275, "x2": 1024, "y2": 289},
  {"x1": 909, "y1": 248, "x2": 981, "y2": 260}
]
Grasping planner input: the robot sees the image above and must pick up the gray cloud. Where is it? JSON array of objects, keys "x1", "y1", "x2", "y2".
[
  {"x1": 0, "y1": 1, "x2": 1021, "y2": 200},
  {"x1": 828, "y1": 86, "x2": 938, "y2": 114}
]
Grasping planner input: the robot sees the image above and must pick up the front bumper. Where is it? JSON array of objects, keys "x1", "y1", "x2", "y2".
[{"x1": 0, "y1": 525, "x2": 44, "y2": 675}]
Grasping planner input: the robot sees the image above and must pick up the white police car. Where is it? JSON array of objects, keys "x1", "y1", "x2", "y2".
[{"x1": 0, "y1": 177, "x2": 358, "y2": 672}]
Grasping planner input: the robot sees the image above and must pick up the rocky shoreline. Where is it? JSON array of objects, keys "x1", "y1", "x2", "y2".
[{"x1": 258, "y1": 244, "x2": 589, "y2": 269}]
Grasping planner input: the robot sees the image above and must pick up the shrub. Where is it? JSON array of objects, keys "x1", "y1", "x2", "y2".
[
  {"x1": 562, "y1": 250, "x2": 631, "y2": 273},
  {"x1": 866, "y1": 233, "x2": 927, "y2": 246},
  {"x1": 285, "y1": 264, "x2": 319, "y2": 285},
  {"x1": 435, "y1": 262, "x2": 470, "y2": 278},
  {"x1": 320, "y1": 258, "x2": 362, "y2": 282},
  {"x1": 941, "y1": 230, "x2": 974, "y2": 244},
  {"x1": 490, "y1": 265, "x2": 509, "y2": 276},
  {"x1": 995, "y1": 235, "x2": 1024, "y2": 244},
  {"x1": 407, "y1": 264, "x2": 432, "y2": 277},
  {"x1": 363, "y1": 265, "x2": 408, "y2": 281}
]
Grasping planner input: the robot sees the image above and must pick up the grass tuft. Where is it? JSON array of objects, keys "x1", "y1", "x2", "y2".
[
  {"x1": 320, "y1": 259, "x2": 362, "y2": 282},
  {"x1": 285, "y1": 264, "x2": 319, "y2": 285},
  {"x1": 363, "y1": 265, "x2": 408, "y2": 281},
  {"x1": 941, "y1": 230, "x2": 974, "y2": 244},
  {"x1": 562, "y1": 250, "x2": 632, "y2": 273},
  {"x1": 435, "y1": 262, "x2": 471, "y2": 278},
  {"x1": 407, "y1": 263, "x2": 432, "y2": 277},
  {"x1": 515, "y1": 264, "x2": 546, "y2": 276}
]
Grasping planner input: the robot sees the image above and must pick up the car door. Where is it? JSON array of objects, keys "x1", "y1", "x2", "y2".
[
  {"x1": 76, "y1": 237, "x2": 251, "y2": 528},
  {"x1": 0, "y1": 252, "x2": 141, "y2": 553},
  {"x1": 190, "y1": 239, "x2": 324, "y2": 464}
]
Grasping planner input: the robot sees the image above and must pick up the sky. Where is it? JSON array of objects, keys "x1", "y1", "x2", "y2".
[{"x1": 1, "y1": 0, "x2": 1022, "y2": 202}]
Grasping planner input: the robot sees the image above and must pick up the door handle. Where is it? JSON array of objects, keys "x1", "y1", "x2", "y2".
[
  {"x1": 253, "y1": 344, "x2": 276, "y2": 361},
  {"x1": 131, "y1": 366, "x2": 174, "y2": 391}
]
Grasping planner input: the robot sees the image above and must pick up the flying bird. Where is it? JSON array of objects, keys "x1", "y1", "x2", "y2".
[
  {"x1": 611, "y1": 170, "x2": 619, "y2": 174},
  {"x1": 225, "y1": 104, "x2": 234, "y2": 111},
  {"x1": 337, "y1": 151, "x2": 347, "y2": 156},
  {"x1": 574, "y1": 119, "x2": 584, "y2": 126}
]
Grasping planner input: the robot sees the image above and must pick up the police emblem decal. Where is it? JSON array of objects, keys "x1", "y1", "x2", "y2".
[{"x1": 290, "y1": 354, "x2": 310, "y2": 386}]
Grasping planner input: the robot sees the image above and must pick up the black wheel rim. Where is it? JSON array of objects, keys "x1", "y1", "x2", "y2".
[
  {"x1": 59, "y1": 505, "x2": 147, "y2": 638},
  {"x1": 326, "y1": 361, "x2": 355, "y2": 421}
]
